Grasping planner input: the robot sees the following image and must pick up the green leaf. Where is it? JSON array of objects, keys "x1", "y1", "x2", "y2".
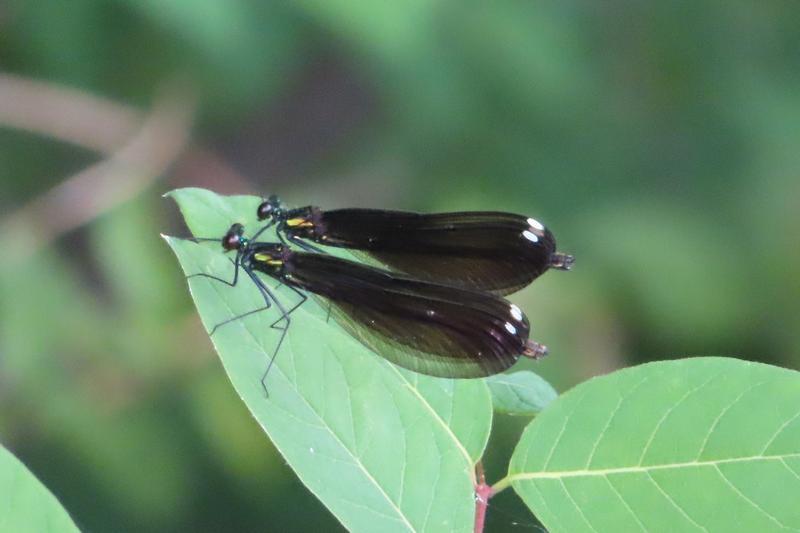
[
  {"x1": 506, "y1": 357, "x2": 800, "y2": 532},
  {"x1": 486, "y1": 371, "x2": 557, "y2": 416},
  {"x1": 164, "y1": 188, "x2": 493, "y2": 532},
  {"x1": 0, "y1": 445, "x2": 79, "y2": 532}
]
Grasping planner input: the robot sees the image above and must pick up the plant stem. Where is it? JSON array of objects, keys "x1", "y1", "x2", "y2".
[
  {"x1": 490, "y1": 475, "x2": 513, "y2": 495},
  {"x1": 474, "y1": 461, "x2": 494, "y2": 533}
]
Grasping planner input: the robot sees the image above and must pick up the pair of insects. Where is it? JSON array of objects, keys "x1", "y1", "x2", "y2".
[{"x1": 188, "y1": 196, "x2": 574, "y2": 393}]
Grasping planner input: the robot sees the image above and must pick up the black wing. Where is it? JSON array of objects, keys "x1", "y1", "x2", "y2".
[
  {"x1": 284, "y1": 252, "x2": 537, "y2": 378},
  {"x1": 317, "y1": 209, "x2": 570, "y2": 295}
]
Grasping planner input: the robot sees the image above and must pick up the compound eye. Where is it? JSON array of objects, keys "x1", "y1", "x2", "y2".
[
  {"x1": 222, "y1": 231, "x2": 241, "y2": 251},
  {"x1": 256, "y1": 201, "x2": 273, "y2": 220}
]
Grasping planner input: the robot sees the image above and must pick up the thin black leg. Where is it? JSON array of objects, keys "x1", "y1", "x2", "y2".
[
  {"x1": 211, "y1": 267, "x2": 278, "y2": 335},
  {"x1": 208, "y1": 304, "x2": 272, "y2": 336},
  {"x1": 247, "y1": 272, "x2": 294, "y2": 398},
  {"x1": 276, "y1": 227, "x2": 289, "y2": 246},
  {"x1": 186, "y1": 272, "x2": 236, "y2": 286},
  {"x1": 287, "y1": 234, "x2": 326, "y2": 254},
  {"x1": 187, "y1": 253, "x2": 277, "y2": 335},
  {"x1": 186, "y1": 251, "x2": 241, "y2": 287},
  {"x1": 250, "y1": 219, "x2": 277, "y2": 242},
  {"x1": 271, "y1": 284, "x2": 308, "y2": 325}
]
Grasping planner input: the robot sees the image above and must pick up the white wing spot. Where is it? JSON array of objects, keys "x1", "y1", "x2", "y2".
[
  {"x1": 505, "y1": 322, "x2": 517, "y2": 335},
  {"x1": 510, "y1": 304, "x2": 523, "y2": 321},
  {"x1": 523, "y1": 230, "x2": 539, "y2": 243},
  {"x1": 527, "y1": 217, "x2": 545, "y2": 231}
]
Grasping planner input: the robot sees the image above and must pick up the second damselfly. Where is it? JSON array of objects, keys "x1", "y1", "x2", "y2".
[{"x1": 188, "y1": 223, "x2": 548, "y2": 393}]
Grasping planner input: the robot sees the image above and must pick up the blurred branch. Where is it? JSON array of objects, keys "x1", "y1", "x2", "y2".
[
  {"x1": 0, "y1": 74, "x2": 251, "y2": 261},
  {"x1": 0, "y1": 73, "x2": 250, "y2": 190},
  {"x1": 0, "y1": 73, "x2": 142, "y2": 152},
  {"x1": 0, "y1": 79, "x2": 195, "y2": 262}
]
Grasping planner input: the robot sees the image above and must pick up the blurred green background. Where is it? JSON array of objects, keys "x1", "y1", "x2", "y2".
[{"x1": 1, "y1": 1, "x2": 799, "y2": 531}]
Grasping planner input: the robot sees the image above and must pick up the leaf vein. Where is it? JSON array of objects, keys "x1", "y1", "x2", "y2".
[
  {"x1": 646, "y1": 472, "x2": 708, "y2": 532},
  {"x1": 779, "y1": 458, "x2": 800, "y2": 483},
  {"x1": 528, "y1": 479, "x2": 567, "y2": 533},
  {"x1": 760, "y1": 409, "x2": 800, "y2": 455},
  {"x1": 543, "y1": 388, "x2": 591, "y2": 470},
  {"x1": 605, "y1": 476, "x2": 647, "y2": 532},
  {"x1": 586, "y1": 376, "x2": 649, "y2": 469},
  {"x1": 696, "y1": 380, "x2": 766, "y2": 460},
  {"x1": 714, "y1": 464, "x2": 788, "y2": 530},
  {"x1": 388, "y1": 364, "x2": 475, "y2": 481},
  {"x1": 559, "y1": 479, "x2": 599, "y2": 533},
  {"x1": 420, "y1": 433, "x2": 445, "y2": 533},
  {"x1": 638, "y1": 372, "x2": 720, "y2": 466}
]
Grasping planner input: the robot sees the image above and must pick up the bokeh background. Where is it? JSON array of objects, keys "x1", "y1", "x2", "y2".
[{"x1": 1, "y1": 2, "x2": 799, "y2": 531}]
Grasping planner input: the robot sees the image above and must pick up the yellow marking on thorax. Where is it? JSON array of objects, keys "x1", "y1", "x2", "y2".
[
  {"x1": 286, "y1": 218, "x2": 314, "y2": 228},
  {"x1": 254, "y1": 253, "x2": 283, "y2": 266}
]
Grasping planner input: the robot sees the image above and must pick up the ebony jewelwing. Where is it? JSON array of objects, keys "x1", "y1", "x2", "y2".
[
  {"x1": 255, "y1": 196, "x2": 574, "y2": 296},
  {"x1": 187, "y1": 223, "x2": 548, "y2": 394}
]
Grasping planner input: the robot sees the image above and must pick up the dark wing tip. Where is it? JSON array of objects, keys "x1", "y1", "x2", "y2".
[
  {"x1": 550, "y1": 252, "x2": 575, "y2": 271},
  {"x1": 523, "y1": 340, "x2": 549, "y2": 359}
]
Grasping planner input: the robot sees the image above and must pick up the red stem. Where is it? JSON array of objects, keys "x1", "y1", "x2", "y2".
[{"x1": 474, "y1": 461, "x2": 494, "y2": 533}]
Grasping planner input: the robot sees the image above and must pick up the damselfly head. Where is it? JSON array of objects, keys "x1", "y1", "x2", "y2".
[{"x1": 222, "y1": 223, "x2": 246, "y2": 251}]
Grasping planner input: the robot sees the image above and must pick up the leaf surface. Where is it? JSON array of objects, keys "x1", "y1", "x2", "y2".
[
  {"x1": 165, "y1": 188, "x2": 493, "y2": 532},
  {"x1": 0, "y1": 445, "x2": 79, "y2": 533},
  {"x1": 508, "y1": 357, "x2": 800, "y2": 532},
  {"x1": 486, "y1": 371, "x2": 557, "y2": 416}
]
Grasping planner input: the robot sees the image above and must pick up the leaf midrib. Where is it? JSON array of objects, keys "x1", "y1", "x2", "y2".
[
  {"x1": 509, "y1": 452, "x2": 800, "y2": 481},
  {"x1": 388, "y1": 365, "x2": 477, "y2": 482}
]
